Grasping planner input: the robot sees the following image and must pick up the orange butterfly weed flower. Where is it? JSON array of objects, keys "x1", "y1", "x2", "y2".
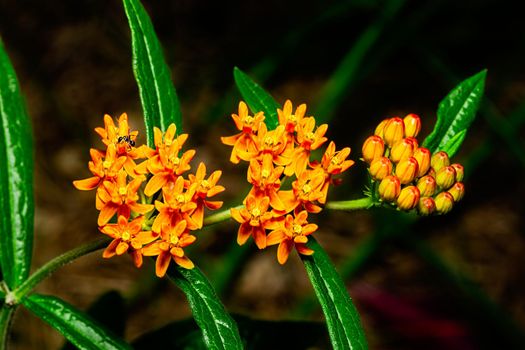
[
  {"x1": 96, "y1": 170, "x2": 153, "y2": 226},
  {"x1": 152, "y1": 176, "x2": 198, "y2": 233},
  {"x1": 220, "y1": 101, "x2": 264, "y2": 164},
  {"x1": 99, "y1": 215, "x2": 157, "y2": 268},
  {"x1": 247, "y1": 157, "x2": 287, "y2": 211},
  {"x1": 143, "y1": 220, "x2": 196, "y2": 277},
  {"x1": 267, "y1": 210, "x2": 317, "y2": 264},
  {"x1": 277, "y1": 100, "x2": 307, "y2": 134},
  {"x1": 187, "y1": 163, "x2": 224, "y2": 229},
  {"x1": 73, "y1": 144, "x2": 126, "y2": 191},
  {"x1": 231, "y1": 194, "x2": 277, "y2": 249}
]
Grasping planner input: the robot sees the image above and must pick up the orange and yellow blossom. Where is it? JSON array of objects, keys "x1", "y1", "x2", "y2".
[
  {"x1": 278, "y1": 99, "x2": 307, "y2": 134},
  {"x1": 151, "y1": 176, "x2": 198, "y2": 233},
  {"x1": 285, "y1": 168, "x2": 326, "y2": 213},
  {"x1": 136, "y1": 124, "x2": 195, "y2": 196},
  {"x1": 73, "y1": 144, "x2": 126, "y2": 191},
  {"x1": 143, "y1": 220, "x2": 196, "y2": 277},
  {"x1": 96, "y1": 169, "x2": 153, "y2": 226},
  {"x1": 252, "y1": 123, "x2": 291, "y2": 167},
  {"x1": 187, "y1": 162, "x2": 225, "y2": 228},
  {"x1": 99, "y1": 215, "x2": 157, "y2": 268},
  {"x1": 247, "y1": 157, "x2": 288, "y2": 211},
  {"x1": 221, "y1": 101, "x2": 264, "y2": 164},
  {"x1": 267, "y1": 211, "x2": 317, "y2": 264},
  {"x1": 230, "y1": 194, "x2": 278, "y2": 249}
]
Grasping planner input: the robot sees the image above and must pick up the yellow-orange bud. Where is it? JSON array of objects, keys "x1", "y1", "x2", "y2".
[
  {"x1": 397, "y1": 186, "x2": 420, "y2": 211},
  {"x1": 416, "y1": 175, "x2": 437, "y2": 197},
  {"x1": 403, "y1": 114, "x2": 421, "y2": 137},
  {"x1": 431, "y1": 151, "x2": 450, "y2": 171},
  {"x1": 417, "y1": 197, "x2": 436, "y2": 216},
  {"x1": 378, "y1": 175, "x2": 401, "y2": 201},
  {"x1": 448, "y1": 182, "x2": 465, "y2": 202},
  {"x1": 435, "y1": 166, "x2": 456, "y2": 190},
  {"x1": 374, "y1": 119, "x2": 389, "y2": 138},
  {"x1": 413, "y1": 147, "x2": 431, "y2": 177},
  {"x1": 369, "y1": 157, "x2": 393, "y2": 180},
  {"x1": 383, "y1": 117, "x2": 405, "y2": 146},
  {"x1": 390, "y1": 138, "x2": 415, "y2": 163},
  {"x1": 395, "y1": 157, "x2": 419, "y2": 184},
  {"x1": 362, "y1": 135, "x2": 385, "y2": 163},
  {"x1": 434, "y1": 192, "x2": 454, "y2": 214},
  {"x1": 451, "y1": 163, "x2": 464, "y2": 182}
]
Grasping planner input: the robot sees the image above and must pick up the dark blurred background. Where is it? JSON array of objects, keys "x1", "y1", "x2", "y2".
[{"x1": 1, "y1": 0, "x2": 524, "y2": 349}]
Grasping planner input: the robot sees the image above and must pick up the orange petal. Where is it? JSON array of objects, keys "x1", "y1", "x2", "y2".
[
  {"x1": 174, "y1": 255, "x2": 194, "y2": 269},
  {"x1": 204, "y1": 200, "x2": 223, "y2": 210},
  {"x1": 73, "y1": 177, "x2": 100, "y2": 191},
  {"x1": 267, "y1": 229, "x2": 286, "y2": 246},
  {"x1": 142, "y1": 242, "x2": 162, "y2": 256},
  {"x1": 116, "y1": 241, "x2": 129, "y2": 255},
  {"x1": 237, "y1": 223, "x2": 251, "y2": 246},
  {"x1": 296, "y1": 243, "x2": 314, "y2": 256},
  {"x1": 144, "y1": 173, "x2": 169, "y2": 196},
  {"x1": 155, "y1": 251, "x2": 171, "y2": 277},
  {"x1": 128, "y1": 202, "x2": 154, "y2": 215},
  {"x1": 136, "y1": 231, "x2": 158, "y2": 245},
  {"x1": 253, "y1": 226, "x2": 267, "y2": 249},
  {"x1": 277, "y1": 240, "x2": 293, "y2": 264},
  {"x1": 130, "y1": 250, "x2": 143, "y2": 268},
  {"x1": 98, "y1": 204, "x2": 119, "y2": 226},
  {"x1": 102, "y1": 239, "x2": 120, "y2": 258}
]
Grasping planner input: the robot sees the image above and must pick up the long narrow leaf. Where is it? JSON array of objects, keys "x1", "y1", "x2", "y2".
[
  {"x1": 423, "y1": 70, "x2": 486, "y2": 156},
  {"x1": 167, "y1": 265, "x2": 243, "y2": 350},
  {"x1": 233, "y1": 67, "x2": 280, "y2": 129},
  {"x1": 301, "y1": 238, "x2": 368, "y2": 350},
  {"x1": 22, "y1": 294, "x2": 131, "y2": 350},
  {"x1": 0, "y1": 39, "x2": 34, "y2": 289},
  {"x1": 122, "y1": 0, "x2": 182, "y2": 146}
]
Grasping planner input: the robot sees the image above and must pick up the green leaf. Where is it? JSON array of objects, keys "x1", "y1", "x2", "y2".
[
  {"x1": 439, "y1": 129, "x2": 467, "y2": 159},
  {"x1": 301, "y1": 238, "x2": 368, "y2": 350},
  {"x1": 423, "y1": 69, "x2": 486, "y2": 155},
  {"x1": 22, "y1": 294, "x2": 131, "y2": 350},
  {"x1": 233, "y1": 67, "x2": 280, "y2": 129},
  {"x1": 167, "y1": 265, "x2": 243, "y2": 350},
  {"x1": 62, "y1": 291, "x2": 126, "y2": 350},
  {"x1": 122, "y1": 0, "x2": 182, "y2": 146},
  {"x1": 0, "y1": 38, "x2": 34, "y2": 289}
]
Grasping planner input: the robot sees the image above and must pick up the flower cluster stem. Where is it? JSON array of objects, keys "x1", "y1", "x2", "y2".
[
  {"x1": 11, "y1": 237, "x2": 111, "y2": 303},
  {"x1": 325, "y1": 197, "x2": 375, "y2": 211}
]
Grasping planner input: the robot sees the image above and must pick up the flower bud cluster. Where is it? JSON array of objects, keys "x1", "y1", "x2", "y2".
[
  {"x1": 222, "y1": 100, "x2": 354, "y2": 264},
  {"x1": 362, "y1": 114, "x2": 464, "y2": 215},
  {"x1": 73, "y1": 114, "x2": 224, "y2": 277}
]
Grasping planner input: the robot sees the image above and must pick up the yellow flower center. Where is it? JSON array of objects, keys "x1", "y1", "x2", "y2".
[
  {"x1": 331, "y1": 155, "x2": 341, "y2": 165},
  {"x1": 261, "y1": 169, "x2": 270, "y2": 179},
  {"x1": 303, "y1": 184, "x2": 312, "y2": 194},
  {"x1": 165, "y1": 138, "x2": 173, "y2": 147},
  {"x1": 169, "y1": 155, "x2": 180, "y2": 167},
  {"x1": 264, "y1": 136, "x2": 275, "y2": 148},
  {"x1": 292, "y1": 224, "x2": 302, "y2": 235},
  {"x1": 306, "y1": 132, "x2": 315, "y2": 142},
  {"x1": 121, "y1": 231, "x2": 131, "y2": 241},
  {"x1": 251, "y1": 208, "x2": 261, "y2": 217},
  {"x1": 102, "y1": 160, "x2": 112, "y2": 169},
  {"x1": 176, "y1": 194, "x2": 185, "y2": 204},
  {"x1": 118, "y1": 186, "x2": 127, "y2": 196},
  {"x1": 288, "y1": 114, "x2": 296, "y2": 123},
  {"x1": 244, "y1": 115, "x2": 254, "y2": 125},
  {"x1": 201, "y1": 179, "x2": 211, "y2": 190},
  {"x1": 169, "y1": 233, "x2": 179, "y2": 245}
]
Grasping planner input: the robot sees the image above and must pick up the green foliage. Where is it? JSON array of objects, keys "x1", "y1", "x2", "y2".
[
  {"x1": 302, "y1": 238, "x2": 368, "y2": 350},
  {"x1": 423, "y1": 70, "x2": 487, "y2": 156},
  {"x1": 0, "y1": 38, "x2": 34, "y2": 289},
  {"x1": 167, "y1": 265, "x2": 243, "y2": 350},
  {"x1": 22, "y1": 294, "x2": 131, "y2": 350},
  {"x1": 122, "y1": 0, "x2": 183, "y2": 146},
  {"x1": 233, "y1": 67, "x2": 280, "y2": 129}
]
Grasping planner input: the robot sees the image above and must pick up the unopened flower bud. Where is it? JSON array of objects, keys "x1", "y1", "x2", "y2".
[
  {"x1": 434, "y1": 192, "x2": 454, "y2": 214},
  {"x1": 390, "y1": 138, "x2": 415, "y2": 163},
  {"x1": 383, "y1": 117, "x2": 405, "y2": 147},
  {"x1": 435, "y1": 166, "x2": 456, "y2": 190},
  {"x1": 417, "y1": 197, "x2": 436, "y2": 216},
  {"x1": 416, "y1": 175, "x2": 437, "y2": 197},
  {"x1": 413, "y1": 147, "x2": 431, "y2": 177},
  {"x1": 403, "y1": 114, "x2": 421, "y2": 137},
  {"x1": 431, "y1": 151, "x2": 450, "y2": 171},
  {"x1": 378, "y1": 175, "x2": 401, "y2": 202},
  {"x1": 451, "y1": 163, "x2": 464, "y2": 182},
  {"x1": 362, "y1": 135, "x2": 385, "y2": 163},
  {"x1": 370, "y1": 157, "x2": 392, "y2": 180},
  {"x1": 397, "y1": 186, "x2": 420, "y2": 210},
  {"x1": 405, "y1": 136, "x2": 419, "y2": 149},
  {"x1": 448, "y1": 182, "x2": 465, "y2": 202},
  {"x1": 395, "y1": 157, "x2": 419, "y2": 184},
  {"x1": 374, "y1": 119, "x2": 389, "y2": 138}
]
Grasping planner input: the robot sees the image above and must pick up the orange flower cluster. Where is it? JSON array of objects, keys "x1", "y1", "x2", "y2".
[
  {"x1": 222, "y1": 101, "x2": 354, "y2": 264},
  {"x1": 73, "y1": 114, "x2": 224, "y2": 277},
  {"x1": 362, "y1": 114, "x2": 465, "y2": 215}
]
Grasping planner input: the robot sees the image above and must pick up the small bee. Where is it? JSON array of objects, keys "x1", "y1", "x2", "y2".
[{"x1": 117, "y1": 135, "x2": 136, "y2": 147}]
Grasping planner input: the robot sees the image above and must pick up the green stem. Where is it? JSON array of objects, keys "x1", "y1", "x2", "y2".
[
  {"x1": 11, "y1": 237, "x2": 111, "y2": 303},
  {"x1": 325, "y1": 197, "x2": 375, "y2": 211},
  {"x1": 203, "y1": 205, "x2": 241, "y2": 226},
  {"x1": 0, "y1": 306, "x2": 15, "y2": 350}
]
